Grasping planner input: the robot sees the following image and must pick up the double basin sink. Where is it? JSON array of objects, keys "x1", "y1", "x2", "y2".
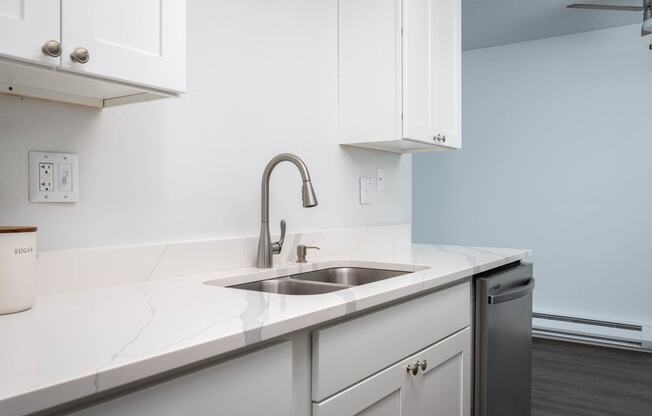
[{"x1": 228, "y1": 267, "x2": 410, "y2": 295}]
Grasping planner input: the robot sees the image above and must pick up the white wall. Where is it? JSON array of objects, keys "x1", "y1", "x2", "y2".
[
  {"x1": 0, "y1": 0, "x2": 411, "y2": 251},
  {"x1": 414, "y1": 24, "x2": 652, "y2": 326}
]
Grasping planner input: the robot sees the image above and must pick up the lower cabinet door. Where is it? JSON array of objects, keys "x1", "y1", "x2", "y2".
[
  {"x1": 313, "y1": 356, "x2": 412, "y2": 416},
  {"x1": 70, "y1": 342, "x2": 293, "y2": 416},
  {"x1": 314, "y1": 327, "x2": 471, "y2": 416},
  {"x1": 411, "y1": 328, "x2": 471, "y2": 416}
]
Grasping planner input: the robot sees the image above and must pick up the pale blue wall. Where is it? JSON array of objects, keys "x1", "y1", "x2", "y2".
[{"x1": 413, "y1": 24, "x2": 652, "y2": 325}]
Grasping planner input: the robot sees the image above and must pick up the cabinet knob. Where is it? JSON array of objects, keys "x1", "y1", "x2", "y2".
[
  {"x1": 407, "y1": 360, "x2": 427, "y2": 376},
  {"x1": 433, "y1": 134, "x2": 441, "y2": 142},
  {"x1": 406, "y1": 363, "x2": 420, "y2": 376},
  {"x1": 70, "y1": 47, "x2": 90, "y2": 64},
  {"x1": 41, "y1": 40, "x2": 62, "y2": 57},
  {"x1": 442, "y1": 135, "x2": 446, "y2": 143}
]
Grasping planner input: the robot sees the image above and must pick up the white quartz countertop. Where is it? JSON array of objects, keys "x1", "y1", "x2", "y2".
[{"x1": 0, "y1": 244, "x2": 530, "y2": 415}]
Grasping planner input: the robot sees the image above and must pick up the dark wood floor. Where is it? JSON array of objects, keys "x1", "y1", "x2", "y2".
[{"x1": 532, "y1": 338, "x2": 652, "y2": 416}]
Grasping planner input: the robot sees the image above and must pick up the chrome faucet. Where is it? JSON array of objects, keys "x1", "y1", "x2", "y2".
[{"x1": 256, "y1": 153, "x2": 318, "y2": 268}]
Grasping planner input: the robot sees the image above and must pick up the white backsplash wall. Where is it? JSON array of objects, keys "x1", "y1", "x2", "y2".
[
  {"x1": 0, "y1": 0, "x2": 411, "y2": 251},
  {"x1": 35, "y1": 224, "x2": 412, "y2": 296}
]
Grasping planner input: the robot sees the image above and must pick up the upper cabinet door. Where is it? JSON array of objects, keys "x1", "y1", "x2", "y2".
[
  {"x1": 338, "y1": 0, "x2": 403, "y2": 144},
  {"x1": 0, "y1": 0, "x2": 60, "y2": 66},
  {"x1": 61, "y1": 0, "x2": 186, "y2": 92},
  {"x1": 403, "y1": 0, "x2": 461, "y2": 149}
]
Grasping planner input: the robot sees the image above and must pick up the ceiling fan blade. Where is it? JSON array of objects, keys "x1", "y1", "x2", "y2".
[{"x1": 567, "y1": 4, "x2": 644, "y2": 11}]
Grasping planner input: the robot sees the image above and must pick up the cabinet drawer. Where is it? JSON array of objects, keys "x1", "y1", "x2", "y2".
[
  {"x1": 312, "y1": 282, "x2": 470, "y2": 401},
  {"x1": 70, "y1": 342, "x2": 293, "y2": 416}
]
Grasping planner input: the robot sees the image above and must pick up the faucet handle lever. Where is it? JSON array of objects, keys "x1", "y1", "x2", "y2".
[{"x1": 272, "y1": 219, "x2": 286, "y2": 255}]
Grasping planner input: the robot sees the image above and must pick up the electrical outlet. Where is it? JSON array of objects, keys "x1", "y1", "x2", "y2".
[
  {"x1": 360, "y1": 177, "x2": 374, "y2": 205},
  {"x1": 29, "y1": 151, "x2": 79, "y2": 203},
  {"x1": 39, "y1": 163, "x2": 54, "y2": 191}
]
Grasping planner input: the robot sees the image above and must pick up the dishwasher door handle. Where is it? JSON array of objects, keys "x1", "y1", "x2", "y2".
[{"x1": 488, "y1": 278, "x2": 535, "y2": 304}]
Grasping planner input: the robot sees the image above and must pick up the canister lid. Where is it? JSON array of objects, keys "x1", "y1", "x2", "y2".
[{"x1": 0, "y1": 227, "x2": 37, "y2": 234}]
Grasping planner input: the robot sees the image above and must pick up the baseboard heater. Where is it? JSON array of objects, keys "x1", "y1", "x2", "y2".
[{"x1": 532, "y1": 312, "x2": 652, "y2": 353}]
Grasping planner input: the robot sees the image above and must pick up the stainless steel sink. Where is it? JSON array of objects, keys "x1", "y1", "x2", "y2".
[
  {"x1": 228, "y1": 267, "x2": 409, "y2": 295},
  {"x1": 231, "y1": 278, "x2": 344, "y2": 295},
  {"x1": 291, "y1": 267, "x2": 407, "y2": 286}
]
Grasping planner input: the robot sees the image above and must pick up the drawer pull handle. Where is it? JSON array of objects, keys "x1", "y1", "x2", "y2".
[{"x1": 420, "y1": 360, "x2": 427, "y2": 372}]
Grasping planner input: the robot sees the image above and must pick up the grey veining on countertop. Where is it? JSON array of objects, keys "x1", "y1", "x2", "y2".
[{"x1": 0, "y1": 243, "x2": 530, "y2": 416}]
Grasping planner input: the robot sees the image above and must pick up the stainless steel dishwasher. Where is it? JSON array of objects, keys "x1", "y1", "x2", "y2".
[{"x1": 474, "y1": 262, "x2": 535, "y2": 416}]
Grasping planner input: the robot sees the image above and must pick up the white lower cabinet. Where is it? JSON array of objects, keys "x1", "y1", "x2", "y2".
[
  {"x1": 314, "y1": 328, "x2": 471, "y2": 416},
  {"x1": 412, "y1": 328, "x2": 471, "y2": 416},
  {"x1": 57, "y1": 284, "x2": 472, "y2": 416},
  {"x1": 312, "y1": 354, "x2": 411, "y2": 416},
  {"x1": 70, "y1": 342, "x2": 293, "y2": 416},
  {"x1": 312, "y1": 282, "x2": 471, "y2": 401}
]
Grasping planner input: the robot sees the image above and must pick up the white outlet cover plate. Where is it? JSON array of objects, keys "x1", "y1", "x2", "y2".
[
  {"x1": 29, "y1": 151, "x2": 79, "y2": 203},
  {"x1": 360, "y1": 176, "x2": 374, "y2": 205}
]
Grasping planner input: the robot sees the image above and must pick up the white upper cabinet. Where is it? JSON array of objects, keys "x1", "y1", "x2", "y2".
[
  {"x1": 339, "y1": 0, "x2": 461, "y2": 153},
  {"x1": 338, "y1": 0, "x2": 403, "y2": 144},
  {"x1": 403, "y1": 0, "x2": 461, "y2": 149},
  {"x1": 0, "y1": 0, "x2": 186, "y2": 107},
  {"x1": 61, "y1": 0, "x2": 186, "y2": 92},
  {"x1": 0, "y1": 0, "x2": 60, "y2": 66}
]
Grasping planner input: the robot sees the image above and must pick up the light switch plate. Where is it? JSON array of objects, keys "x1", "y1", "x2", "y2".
[
  {"x1": 29, "y1": 151, "x2": 79, "y2": 203},
  {"x1": 360, "y1": 176, "x2": 374, "y2": 205},
  {"x1": 376, "y1": 168, "x2": 385, "y2": 192}
]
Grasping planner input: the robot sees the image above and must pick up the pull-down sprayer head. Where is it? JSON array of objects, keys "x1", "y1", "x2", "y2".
[{"x1": 302, "y1": 180, "x2": 318, "y2": 208}]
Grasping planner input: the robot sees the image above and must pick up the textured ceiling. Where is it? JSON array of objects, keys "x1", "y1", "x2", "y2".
[{"x1": 463, "y1": 0, "x2": 643, "y2": 50}]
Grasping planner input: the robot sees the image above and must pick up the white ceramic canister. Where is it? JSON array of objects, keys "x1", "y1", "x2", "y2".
[{"x1": 0, "y1": 227, "x2": 37, "y2": 314}]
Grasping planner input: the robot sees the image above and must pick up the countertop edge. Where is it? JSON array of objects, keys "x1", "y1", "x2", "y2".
[{"x1": 0, "y1": 246, "x2": 531, "y2": 415}]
